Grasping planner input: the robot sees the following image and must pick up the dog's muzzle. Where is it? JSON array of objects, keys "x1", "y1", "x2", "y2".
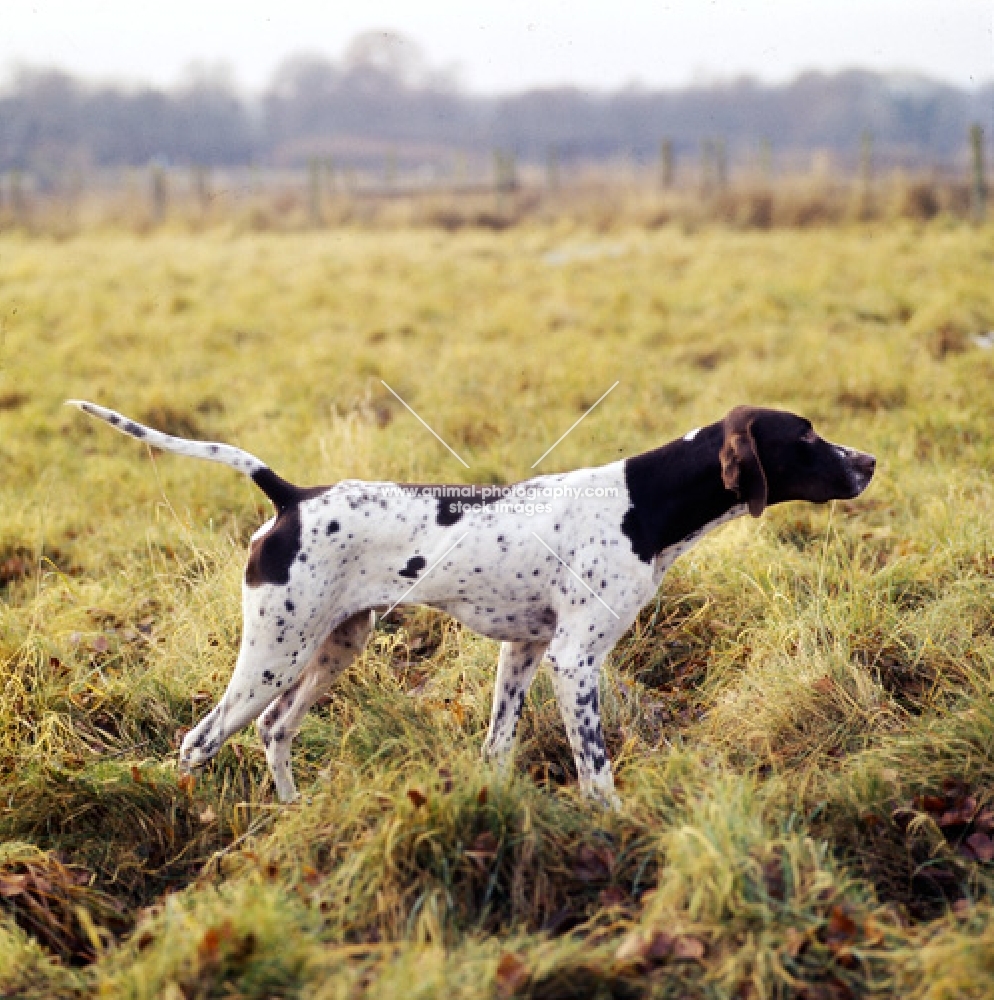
[{"x1": 845, "y1": 449, "x2": 876, "y2": 496}]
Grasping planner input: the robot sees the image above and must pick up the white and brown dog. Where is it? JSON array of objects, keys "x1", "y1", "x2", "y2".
[{"x1": 70, "y1": 401, "x2": 874, "y2": 804}]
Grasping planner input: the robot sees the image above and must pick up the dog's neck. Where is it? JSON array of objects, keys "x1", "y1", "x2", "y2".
[{"x1": 620, "y1": 421, "x2": 745, "y2": 564}]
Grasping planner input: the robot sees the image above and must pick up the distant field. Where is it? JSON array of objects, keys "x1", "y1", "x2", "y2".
[{"x1": 2, "y1": 222, "x2": 994, "y2": 998}]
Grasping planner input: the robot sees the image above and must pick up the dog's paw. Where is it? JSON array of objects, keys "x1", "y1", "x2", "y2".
[
  {"x1": 582, "y1": 784, "x2": 622, "y2": 811},
  {"x1": 179, "y1": 732, "x2": 218, "y2": 770}
]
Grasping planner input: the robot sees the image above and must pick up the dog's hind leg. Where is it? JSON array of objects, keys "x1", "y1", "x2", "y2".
[
  {"x1": 481, "y1": 639, "x2": 550, "y2": 771},
  {"x1": 256, "y1": 611, "x2": 373, "y2": 802},
  {"x1": 179, "y1": 622, "x2": 326, "y2": 778}
]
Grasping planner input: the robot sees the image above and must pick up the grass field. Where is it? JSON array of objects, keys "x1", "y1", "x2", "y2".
[{"x1": 2, "y1": 219, "x2": 994, "y2": 998}]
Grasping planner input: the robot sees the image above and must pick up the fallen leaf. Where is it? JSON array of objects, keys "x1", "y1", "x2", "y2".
[
  {"x1": 891, "y1": 807, "x2": 916, "y2": 832},
  {"x1": 825, "y1": 905, "x2": 859, "y2": 951},
  {"x1": 615, "y1": 930, "x2": 648, "y2": 965},
  {"x1": 477, "y1": 786, "x2": 489, "y2": 806},
  {"x1": 198, "y1": 926, "x2": 222, "y2": 960},
  {"x1": 672, "y1": 935, "x2": 706, "y2": 961},
  {"x1": 406, "y1": 673, "x2": 429, "y2": 696},
  {"x1": 860, "y1": 812, "x2": 883, "y2": 830},
  {"x1": 573, "y1": 844, "x2": 614, "y2": 881},
  {"x1": 465, "y1": 831, "x2": 499, "y2": 871},
  {"x1": 495, "y1": 951, "x2": 529, "y2": 998},
  {"x1": 783, "y1": 928, "x2": 808, "y2": 958},
  {"x1": 762, "y1": 857, "x2": 786, "y2": 900},
  {"x1": 938, "y1": 796, "x2": 977, "y2": 828},
  {"x1": 974, "y1": 809, "x2": 994, "y2": 832},
  {"x1": 599, "y1": 886, "x2": 627, "y2": 906},
  {"x1": 407, "y1": 788, "x2": 427, "y2": 808},
  {"x1": 863, "y1": 916, "x2": 885, "y2": 947},
  {"x1": 646, "y1": 931, "x2": 675, "y2": 960},
  {"x1": 177, "y1": 773, "x2": 196, "y2": 795},
  {"x1": 130, "y1": 765, "x2": 143, "y2": 784},
  {"x1": 916, "y1": 794, "x2": 947, "y2": 815},
  {"x1": 966, "y1": 831, "x2": 994, "y2": 862},
  {"x1": 0, "y1": 874, "x2": 28, "y2": 897},
  {"x1": 198, "y1": 920, "x2": 235, "y2": 963},
  {"x1": 942, "y1": 777, "x2": 968, "y2": 796},
  {"x1": 812, "y1": 676, "x2": 835, "y2": 695}
]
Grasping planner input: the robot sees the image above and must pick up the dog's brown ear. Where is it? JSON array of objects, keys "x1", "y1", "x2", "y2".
[{"x1": 720, "y1": 409, "x2": 768, "y2": 517}]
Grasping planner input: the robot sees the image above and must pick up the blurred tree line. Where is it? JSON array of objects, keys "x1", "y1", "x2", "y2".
[{"x1": 1, "y1": 31, "x2": 990, "y2": 179}]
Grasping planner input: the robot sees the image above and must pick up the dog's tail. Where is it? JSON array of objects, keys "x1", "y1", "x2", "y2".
[{"x1": 67, "y1": 400, "x2": 307, "y2": 511}]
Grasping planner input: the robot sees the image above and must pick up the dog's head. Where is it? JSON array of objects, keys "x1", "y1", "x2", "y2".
[{"x1": 719, "y1": 405, "x2": 875, "y2": 517}]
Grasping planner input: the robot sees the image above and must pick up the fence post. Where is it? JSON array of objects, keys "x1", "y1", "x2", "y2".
[
  {"x1": 971, "y1": 123, "x2": 987, "y2": 223},
  {"x1": 659, "y1": 139, "x2": 674, "y2": 189},
  {"x1": 150, "y1": 163, "x2": 167, "y2": 224},
  {"x1": 308, "y1": 157, "x2": 322, "y2": 225},
  {"x1": 700, "y1": 139, "x2": 714, "y2": 196},
  {"x1": 859, "y1": 130, "x2": 874, "y2": 218},
  {"x1": 324, "y1": 157, "x2": 336, "y2": 199},
  {"x1": 493, "y1": 150, "x2": 502, "y2": 211},
  {"x1": 759, "y1": 138, "x2": 773, "y2": 183},
  {"x1": 493, "y1": 149, "x2": 517, "y2": 213},
  {"x1": 193, "y1": 165, "x2": 210, "y2": 216},
  {"x1": 716, "y1": 138, "x2": 728, "y2": 191},
  {"x1": 11, "y1": 170, "x2": 28, "y2": 223},
  {"x1": 64, "y1": 167, "x2": 83, "y2": 226},
  {"x1": 546, "y1": 146, "x2": 560, "y2": 191}
]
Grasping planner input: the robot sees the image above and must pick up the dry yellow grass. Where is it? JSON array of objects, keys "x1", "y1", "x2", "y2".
[{"x1": 1, "y1": 219, "x2": 994, "y2": 997}]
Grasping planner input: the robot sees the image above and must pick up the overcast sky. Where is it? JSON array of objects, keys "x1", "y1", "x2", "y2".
[{"x1": 2, "y1": 0, "x2": 992, "y2": 93}]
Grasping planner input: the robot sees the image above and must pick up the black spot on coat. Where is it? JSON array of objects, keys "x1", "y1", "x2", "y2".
[{"x1": 398, "y1": 555, "x2": 427, "y2": 579}]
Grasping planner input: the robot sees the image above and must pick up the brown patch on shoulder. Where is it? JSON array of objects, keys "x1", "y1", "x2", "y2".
[
  {"x1": 245, "y1": 536, "x2": 266, "y2": 588},
  {"x1": 244, "y1": 507, "x2": 303, "y2": 588}
]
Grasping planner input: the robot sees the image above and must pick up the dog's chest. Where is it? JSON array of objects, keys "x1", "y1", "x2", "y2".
[{"x1": 651, "y1": 503, "x2": 748, "y2": 581}]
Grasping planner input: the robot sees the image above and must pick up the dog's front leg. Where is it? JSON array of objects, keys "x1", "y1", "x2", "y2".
[
  {"x1": 546, "y1": 630, "x2": 620, "y2": 808},
  {"x1": 482, "y1": 639, "x2": 550, "y2": 770}
]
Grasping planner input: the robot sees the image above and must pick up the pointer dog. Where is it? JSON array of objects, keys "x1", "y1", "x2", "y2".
[{"x1": 70, "y1": 401, "x2": 874, "y2": 804}]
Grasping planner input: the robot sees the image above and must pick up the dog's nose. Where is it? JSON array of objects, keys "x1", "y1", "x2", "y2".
[{"x1": 850, "y1": 450, "x2": 876, "y2": 479}]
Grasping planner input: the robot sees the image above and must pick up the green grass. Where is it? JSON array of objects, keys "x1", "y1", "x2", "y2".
[{"x1": 1, "y1": 220, "x2": 994, "y2": 997}]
